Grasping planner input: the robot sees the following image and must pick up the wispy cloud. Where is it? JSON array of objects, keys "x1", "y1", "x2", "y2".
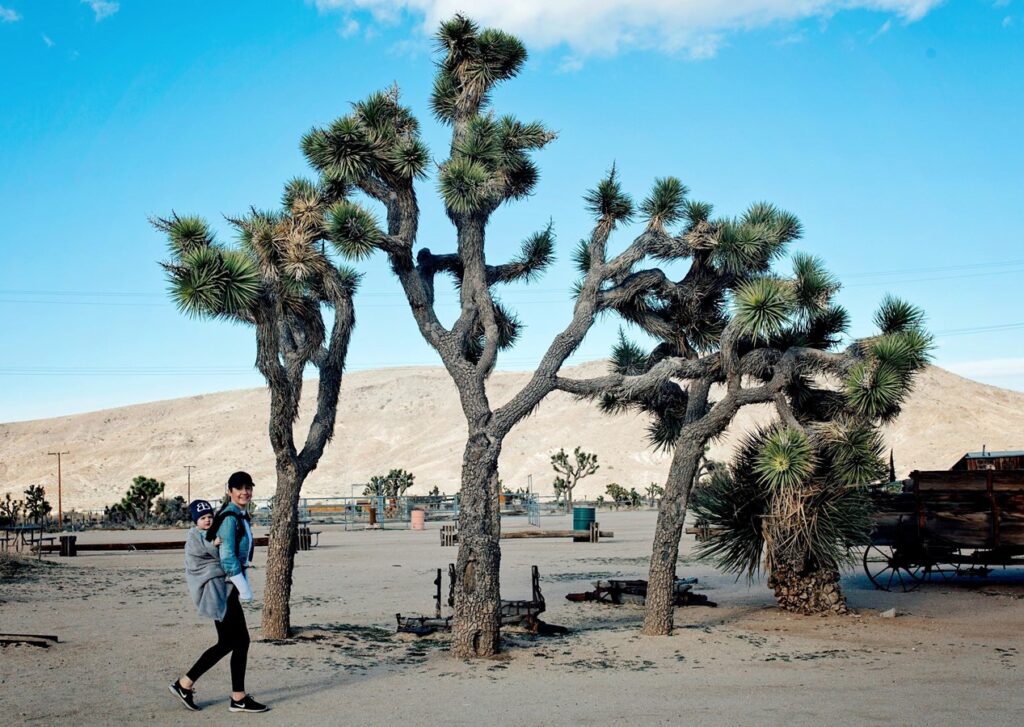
[
  {"x1": 42, "y1": 33, "x2": 54, "y2": 47},
  {"x1": 311, "y1": 1, "x2": 944, "y2": 59},
  {"x1": 0, "y1": 4, "x2": 20, "y2": 23},
  {"x1": 82, "y1": 0, "x2": 119, "y2": 22},
  {"x1": 1003, "y1": 16, "x2": 1014, "y2": 27},
  {"x1": 870, "y1": 19, "x2": 893, "y2": 41},
  {"x1": 339, "y1": 18, "x2": 360, "y2": 38}
]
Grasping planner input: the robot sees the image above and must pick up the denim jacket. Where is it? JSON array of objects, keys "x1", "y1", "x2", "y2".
[{"x1": 216, "y1": 502, "x2": 253, "y2": 577}]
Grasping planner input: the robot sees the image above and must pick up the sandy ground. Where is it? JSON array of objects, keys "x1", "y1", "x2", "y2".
[
  {"x1": 3, "y1": 362, "x2": 1023, "y2": 511},
  {"x1": 1, "y1": 510, "x2": 1022, "y2": 726}
]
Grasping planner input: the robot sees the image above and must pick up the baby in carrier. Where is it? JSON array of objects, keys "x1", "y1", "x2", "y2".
[
  {"x1": 184, "y1": 500, "x2": 228, "y2": 620},
  {"x1": 170, "y1": 496, "x2": 266, "y2": 713}
]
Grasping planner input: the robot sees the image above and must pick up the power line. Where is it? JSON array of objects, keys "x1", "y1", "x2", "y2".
[{"x1": 3, "y1": 257, "x2": 1024, "y2": 303}]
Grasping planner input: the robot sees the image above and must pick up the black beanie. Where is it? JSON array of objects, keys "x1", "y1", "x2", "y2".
[{"x1": 189, "y1": 499, "x2": 214, "y2": 523}]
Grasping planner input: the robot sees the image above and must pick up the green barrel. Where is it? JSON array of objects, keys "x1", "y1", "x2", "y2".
[{"x1": 572, "y1": 506, "x2": 596, "y2": 531}]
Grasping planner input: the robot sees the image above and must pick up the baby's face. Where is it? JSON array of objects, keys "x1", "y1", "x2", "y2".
[{"x1": 196, "y1": 514, "x2": 214, "y2": 530}]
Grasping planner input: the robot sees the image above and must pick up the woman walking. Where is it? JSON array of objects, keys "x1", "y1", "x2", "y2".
[{"x1": 170, "y1": 472, "x2": 268, "y2": 713}]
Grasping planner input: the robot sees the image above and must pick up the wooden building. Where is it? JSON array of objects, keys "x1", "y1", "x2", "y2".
[{"x1": 950, "y1": 449, "x2": 1024, "y2": 471}]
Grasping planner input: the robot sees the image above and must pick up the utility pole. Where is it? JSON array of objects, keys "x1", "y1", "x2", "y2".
[
  {"x1": 47, "y1": 450, "x2": 69, "y2": 529},
  {"x1": 184, "y1": 465, "x2": 196, "y2": 503}
]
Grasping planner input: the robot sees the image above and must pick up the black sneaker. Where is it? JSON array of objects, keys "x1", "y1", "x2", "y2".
[
  {"x1": 229, "y1": 695, "x2": 269, "y2": 713},
  {"x1": 169, "y1": 681, "x2": 200, "y2": 711}
]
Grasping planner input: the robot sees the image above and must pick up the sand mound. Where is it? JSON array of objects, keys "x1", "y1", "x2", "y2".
[{"x1": 1, "y1": 362, "x2": 1021, "y2": 511}]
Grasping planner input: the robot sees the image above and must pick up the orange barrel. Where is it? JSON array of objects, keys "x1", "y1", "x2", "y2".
[{"x1": 410, "y1": 509, "x2": 426, "y2": 530}]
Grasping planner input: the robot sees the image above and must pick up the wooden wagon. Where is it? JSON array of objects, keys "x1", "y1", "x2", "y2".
[{"x1": 863, "y1": 468, "x2": 1024, "y2": 591}]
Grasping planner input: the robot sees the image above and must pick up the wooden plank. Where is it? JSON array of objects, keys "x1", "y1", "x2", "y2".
[
  {"x1": 501, "y1": 530, "x2": 614, "y2": 539},
  {"x1": 39, "y1": 536, "x2": 271, "y2": 553},
  {"x1": 0, "y1": 632, "x2": 58, "y2": 643}
]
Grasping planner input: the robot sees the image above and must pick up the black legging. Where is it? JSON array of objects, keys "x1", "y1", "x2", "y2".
[{"x1": 186, "y1": 588, "x2": 249, "y2": 692}]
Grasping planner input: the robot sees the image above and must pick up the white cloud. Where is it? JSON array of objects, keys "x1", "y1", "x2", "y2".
[
  {"x1": 0, "y1": 5, "x2": 20, "y2": 23},
  {"x1": 82, "y1": 0, "x2": 119, "y2": 21},
  {"x1": 1003, "y1": 16, "x2": 1013, "y2": 27},
  {"x1": 339, "y1": 18, "x2": 360, "y2": 37},
  {"x1": 311, "y1": 1, "x2": 944, "y2": 58},
  {"x1": 42, "y1": 33, "x2": 54, "y2": 47}
]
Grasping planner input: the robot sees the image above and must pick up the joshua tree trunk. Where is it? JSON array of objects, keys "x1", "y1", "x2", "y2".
[
  {"x1": 452, "y1": 433, "x2": 503, "y2": 657},
  {"x1": 641, "y1": 442, "x2": 702, "y2": 635},
  {"x1": 768, "y1": 560, "x2": 848, "y2": 615},
  {"x1": 261, "y1": 461, "x2": 308, "y2": 639}
]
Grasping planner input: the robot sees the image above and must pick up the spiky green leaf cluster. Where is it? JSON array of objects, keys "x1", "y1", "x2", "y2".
[
  {"x1": 610, "y1": 330, "x2": 649, "y2": 376},
  {"x1": 302, "y1": 89, "x2": 428, "y2": 190},
  {"x1": 791, "y1": 253, "x2": 839, "y2": 316},
  {"x1": 754, "y1": 427, "x2": 817, "y2": 490},
  {"x1": 640, "y1": 177, "x2": 687, "y2": 227},
  {"x1": 873, "y1": 293, "x2": 925, "y2": 334},
  {"x1": 431, "y1": 16, "x2": 527, "y2": 124},
  {"x1": 844, "y1": 300, "x2": 932, "y2": 422},
  {"x1": 156, "y1": 214, "x2": 214, "y2": 257},
  {"x1": 583, "y1": 168, "x2": 633, "y2": 224},
  {"x1": 733, "y1": 277, "x2": 796, "y2": 339},
  {"x1": 817, "y1": 420, "x2": 887, "y2": 487},
  {"x1": 326, "y1": 201, "x2": 383, "y2": 260},
  {"x1": 167, "y1": 245, "x2": 261, "y2": 320},
  {"x1": 438, "y1": 156, "x2": 490, "y2": 215},
  {"x1": 502, "y1": 225, "x2": 554, "y2": 283}
]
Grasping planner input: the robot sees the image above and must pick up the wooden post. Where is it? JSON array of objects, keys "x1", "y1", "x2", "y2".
[{"x1": 48, "y1": 451, "x2": 69, "y2": 529}]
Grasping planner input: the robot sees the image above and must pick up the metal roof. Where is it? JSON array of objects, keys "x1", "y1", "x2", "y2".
[{"x1": 963, "y1": 450, "x2": 1024, "y2": 458}]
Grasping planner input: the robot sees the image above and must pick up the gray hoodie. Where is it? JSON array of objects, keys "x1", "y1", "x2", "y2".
[{"x1": 184, "y1": 526, "x2": 228, "y2": 620}]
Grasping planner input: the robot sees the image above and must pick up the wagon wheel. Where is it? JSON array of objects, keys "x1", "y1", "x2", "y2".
[
  {"x1": 863, "y1": 545, "x2": 924, "y2": 592},
  {"x1": 923, "y1": 548, "x2": 960, "y2": 582}
]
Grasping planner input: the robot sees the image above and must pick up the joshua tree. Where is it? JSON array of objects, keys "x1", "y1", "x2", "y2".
[
  {"x1": 303, "y1": 16, "x2": 688, "y2": 657},
  {"x1": 363, "y1": 469, "x2": 416, "y2": 497},
  {"x1": 157, "y1": 173, "x2": 358, "y2": 639},
  {"x1": 550, "y1": 447, "x2": 599, "y2": 511},
  {"x1": 692, "y1": 418, "x2": 884, "y2": 613},
  {"x1": 644, "y1": 482, "x2": 664, "y2": 506},
  {"x1": 1, "y1": 493, "x2": 24, "y2": 526},
  {"x1": 106, "y1": 475, "x2": 166, "y2": 524},
  {"x1": 23, "y1": 485, "x2": 52, "y2": 524},
  {"x1": 556, "y1": 189, "x2": 932, "y2": 633}
]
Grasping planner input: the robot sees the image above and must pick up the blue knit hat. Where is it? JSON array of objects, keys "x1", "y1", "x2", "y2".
[{"x1": 189, "y1": 499, "x2": 214, "y2": 523}]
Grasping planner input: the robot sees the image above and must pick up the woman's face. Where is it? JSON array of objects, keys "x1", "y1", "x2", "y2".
[
  {"x1": 229, "y1": 484, "x2": 253, "y2": 508},
  {"x1": 196, "y1": 513, "x2": 214, "y2": 530}
]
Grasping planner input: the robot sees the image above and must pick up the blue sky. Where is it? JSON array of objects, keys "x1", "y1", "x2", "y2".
[{"x1": 1, "y1": 0, "x2": 1021, "y2": 422}]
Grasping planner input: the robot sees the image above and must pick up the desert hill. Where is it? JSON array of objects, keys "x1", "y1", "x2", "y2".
[{"x1": 1, "y1": 361, "x2": 1021, "y2": 511}]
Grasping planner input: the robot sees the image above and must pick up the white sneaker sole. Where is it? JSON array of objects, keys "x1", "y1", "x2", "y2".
[{"x1": 168, "y1": 683, "x2": 200, "y2": 712}]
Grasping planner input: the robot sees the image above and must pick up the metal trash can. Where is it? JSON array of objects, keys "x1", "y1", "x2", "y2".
[
  {"x1": 298, "y1": 527, "x2": 312, "y2": 551},
  {"x1": 572, "y1": 507, "x2": 596, "y2": 542},
  {"x1": 59, "y1": 535, "x2": 77, "y2": 557}
]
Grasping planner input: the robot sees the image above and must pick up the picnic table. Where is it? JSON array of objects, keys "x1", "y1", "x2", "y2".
[{"x1": 1, "y1": 525, "x2": 57, "y2": 559}]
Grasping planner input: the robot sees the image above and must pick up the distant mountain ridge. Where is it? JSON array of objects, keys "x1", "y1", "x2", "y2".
[{"x1": 2, "y1": 361, "x2": 1022, "y2": 511}]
